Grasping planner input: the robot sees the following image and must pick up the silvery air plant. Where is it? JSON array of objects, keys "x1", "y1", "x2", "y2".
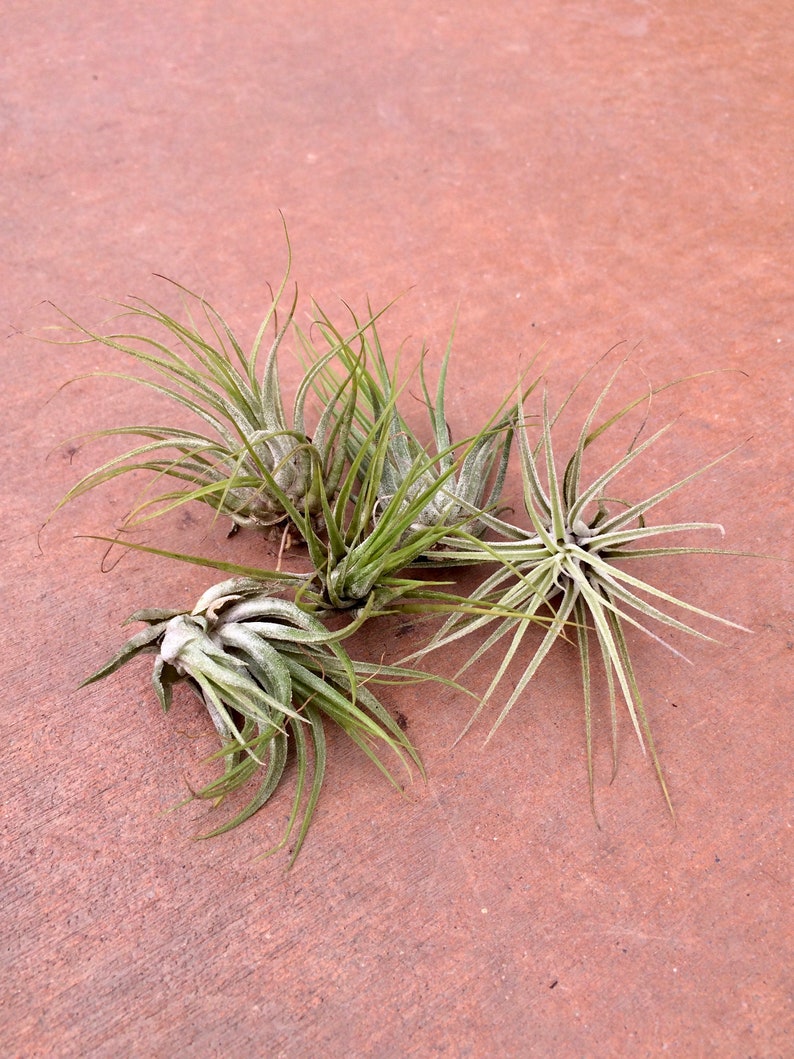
[
  {"x1": 54, "y1": 241, "x2": 762, "y2": 860},
  {"x1": 81, "y1": 577, "x2": 426, "y2": 863}
]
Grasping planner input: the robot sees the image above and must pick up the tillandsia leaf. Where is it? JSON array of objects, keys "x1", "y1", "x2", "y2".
[
  {"x1": 407, "y1": 361, "x2": 753, "y2": 818},
  {"x1": 48, "y1": 230, "x2": 360, "y2": 537},
  {"x1": 80, "y1": 621, "x2": 173, "y2": 686},
  {"x1": 79, "y1": 533, "x2": 316, "y2": 583},
  {"x1": 82, "y1": 576, "x2": 428, "y2": 862}
]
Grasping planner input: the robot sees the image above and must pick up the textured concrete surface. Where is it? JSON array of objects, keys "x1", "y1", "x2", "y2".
[{"x1": 3, "y1": 2, "x2": 792, "y2": 1056}]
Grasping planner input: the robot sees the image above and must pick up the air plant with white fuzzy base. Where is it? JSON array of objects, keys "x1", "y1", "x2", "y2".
[{"x1": 82, "y1": 577, "x2": 426, "y2": 862}]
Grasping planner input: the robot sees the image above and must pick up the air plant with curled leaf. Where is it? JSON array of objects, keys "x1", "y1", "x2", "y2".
[
  {"x1": 81, "y1": 576, "x2": 426, "y2": 862},
  {"x1": 406, "y1": 360, "x2": 750, "y2": 815}
]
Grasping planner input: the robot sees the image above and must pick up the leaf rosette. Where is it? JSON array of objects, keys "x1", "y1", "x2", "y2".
[{"x1": 82, "y1": 577, "x2": 424, "y2": 862}]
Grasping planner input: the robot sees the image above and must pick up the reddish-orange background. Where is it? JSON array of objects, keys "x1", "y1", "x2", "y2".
[{"x1": 3, "y1": 3, "x2": 791, "y2": 1055}]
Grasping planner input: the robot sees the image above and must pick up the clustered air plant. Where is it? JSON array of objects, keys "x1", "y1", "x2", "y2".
[{"x1": 51, "y1": 238, "x2": 755, "y2": 861}]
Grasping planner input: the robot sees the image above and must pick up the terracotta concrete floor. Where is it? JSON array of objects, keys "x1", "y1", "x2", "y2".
[{"x1": 3, "y1": 2, "x2": 792, "y2": 1056}]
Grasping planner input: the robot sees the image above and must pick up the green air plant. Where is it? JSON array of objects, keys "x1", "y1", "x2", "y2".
[
  {"x1": 81, "y1": 576, "x2": 425, "y2": 862},
  {"x1": 299, "y1": 302, "x2": 535, "y2": 551},
  {"x1": 49, "y1": 245, "x2": 358, "y2": 537},
  {"x1": 69, "y1": 342, "x2": 519, "y2": 620},
  {"x1": 407, "y1": 360, "x2": 749, "y2": 816}
]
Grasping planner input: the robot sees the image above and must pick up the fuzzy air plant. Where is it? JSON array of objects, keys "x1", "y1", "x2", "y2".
[
  {"x1": 82, "y1": 577, "x2": 425, "y2": 862},
  {"x1": 55, "y1": 242, "x2": 759, "y2": 860}
]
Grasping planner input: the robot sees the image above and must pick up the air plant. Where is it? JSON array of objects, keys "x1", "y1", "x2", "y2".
[
  {"x1": 406, "y1": 359, "x2": 749, "y2": 815},
  {"x1": 300, "y1": 302, "x2": 533, "y2": 551},
  {"x1": 81, "y1": 576, "x2": 425, "y2": 862},
  {"x1": 270, "y1": 405, "x2": 493, "y2": 612},
  {"x1": 49, "y1": 241, "x2": 359, "y2": 537}
]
